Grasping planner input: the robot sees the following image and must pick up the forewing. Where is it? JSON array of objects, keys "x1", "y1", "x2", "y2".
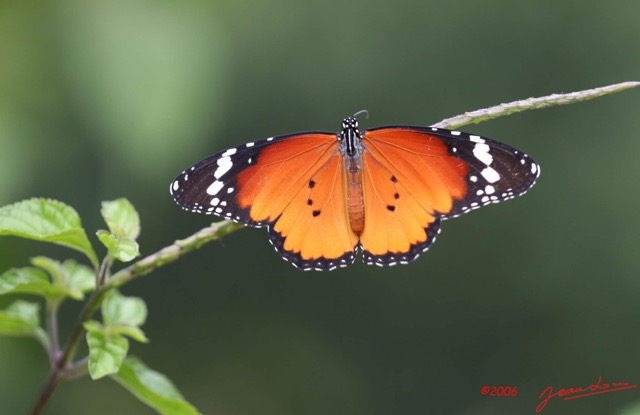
[
  {"x1": 364, "y1": 126, "x2": 540, "y2": 219},
  {"x1": 359, "y1": 126, "x2": 539, "y2": 266},
  {"x1": 170, "y1": 132, "x2": 358, "y2": 270}
]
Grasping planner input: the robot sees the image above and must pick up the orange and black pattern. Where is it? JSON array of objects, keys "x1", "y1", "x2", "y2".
[{"x1": 171, "y1": 116, "x2": 540, "y2": 271}]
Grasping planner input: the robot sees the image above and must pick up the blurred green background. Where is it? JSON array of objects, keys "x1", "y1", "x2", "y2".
[{"x1": 1, "y1": 1, "x2": 639, "y2": 414}]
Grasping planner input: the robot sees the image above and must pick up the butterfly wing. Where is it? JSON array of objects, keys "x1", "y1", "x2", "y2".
[
  {"x1": 359, "y1": 126, "x2": 539, "y2": 266},
  {"x1": 171, "y1": 132, "x2": 359, "y2": 270}
]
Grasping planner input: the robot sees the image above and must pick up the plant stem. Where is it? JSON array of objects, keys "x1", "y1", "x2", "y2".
[
  {"x1": 45, "y1": 302, "x2": 60, "y2": 367},
  {"x1": 432, "y1": 81, "x2": 640, "y2": 129},
  {"x1": 65, "y1": 356, "x2": 89, "y2": 380},
  {"x1": 97, "y1": 255, "x2": 113, "y2": 287},
  {"x1": 109, "y1": 220, "x2": 243, "y2": 288},
  {"x1": 30, "y1": 371, "x2": 62, "y2": 415},
  {"x1": 30, "y1": 285, "x2": 109, "y2": 414}
]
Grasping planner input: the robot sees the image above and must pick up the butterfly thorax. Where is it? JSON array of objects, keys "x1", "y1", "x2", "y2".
[{"x1": 339, "y1": 117, "x2": 366, "y2": 234}]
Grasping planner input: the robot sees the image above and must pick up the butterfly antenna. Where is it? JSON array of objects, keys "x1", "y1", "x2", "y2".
[{"x1": 353, "y1": 109, "x2": 369, "y2": 120}]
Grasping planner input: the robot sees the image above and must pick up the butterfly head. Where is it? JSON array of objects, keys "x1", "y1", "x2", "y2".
[
  {"x1": 339, "y1": 116, "x2": 364, "y2": 157},
  {"x1": 342, "y1": 116, "x2": 359, "y2": 131}
]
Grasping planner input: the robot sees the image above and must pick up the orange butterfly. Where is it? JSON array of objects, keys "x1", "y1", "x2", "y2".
[{"x1": 170, "y1": 114, "x2": 539, "y2": 271}]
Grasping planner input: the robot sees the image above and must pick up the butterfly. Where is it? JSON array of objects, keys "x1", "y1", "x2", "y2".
[{"x1": 170, "y1": 113, "x2": 540, "y2": 271}]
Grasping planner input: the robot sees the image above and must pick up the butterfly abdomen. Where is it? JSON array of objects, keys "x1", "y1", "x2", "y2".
[{"x1": 346, "y1": 157, "x2": 365, "y2": 234}]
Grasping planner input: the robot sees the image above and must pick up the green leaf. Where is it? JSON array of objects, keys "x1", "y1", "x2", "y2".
[
  {"x1": 62, "y1": 259, "x2": 96, "y2": 294},
  {"x1": 111, "y1": 325, "x2": 148, "y2": 343},
  {"x1": 86, "y1": 330, "x2": 129, "y2": 379},
  {"x1": 97, "y1": 230, "x2": 140, "y2": 262},
  {"x1": 30, "y1": 256, "x2": 65, "y2": 285},
  {"x1": 97, "y1": 199, "x2": 141, "y2": 262},
  {"x1": 83, "y1": 319, "x2": 103, "y2": 333},
  {"x1": 112, "y1": 356, "x2": 202, "y2": 415},
  {"x1": 101, "y1": 199, "x2": 140, "y2": 240},
  {"x1": 0, "y1": 198, "x2": 98, "y2": 268},
  {"x1": 102, "y1": 290, "x2": 147, "y2": 328},
  {"x1": 30, "y1": 257, "x2": 95, "y2": 300},
  {"x1": 0, "y1": 267, "x2": 67, "y2": 298},
  {"x1": 0, "y1": 301, "x2": 48, "y2": 345},
  {"x1": 98, "y1": 290, "x2": 148, "y2": 343}
]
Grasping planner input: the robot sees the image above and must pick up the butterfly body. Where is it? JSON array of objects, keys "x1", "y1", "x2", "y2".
[
  {"x1": 340, "y1": 116, "x2": 366, "y2": 233},
  {"x1": 171, "y1": 116, "x2": 540, "y2": 271}
]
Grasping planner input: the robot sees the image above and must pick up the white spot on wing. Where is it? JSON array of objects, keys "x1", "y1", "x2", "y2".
[
  {"x1": 473, "y1": 143, "x2": 493, "y2": 166},
  {"x1": 469, "y1": 135, "x2": 485, "y2": 143},
  {"x1": 172, "y1": 181, "x2": 179, "y2": 191},
  {"x1": 206, "y1": 180, "x2": 224, "y2": 195},
  {"x1": 451, "y1": 131, "x2": 461, "y2": 136},
  {"x1": 210, "y1": 197, "x2": 220, "y2": 206},
  {"x1": 481, "y1": 167, "x2": 501, "y2": 183},
  {"x1": 531, "y1": 163, "x2": 538, "y2": 174},
  {"x1": 214, "y1": 156, "x2": 233, "y2": 179},
  {"x1": 222, "y1": 148, "x2": 237, "y2": 157},
  {"x1": 246, "y1": 142, "x2": 255, "y2": 147},
  {"x1": 485, "y1": 185, "x2": 495, "y2": 195}
]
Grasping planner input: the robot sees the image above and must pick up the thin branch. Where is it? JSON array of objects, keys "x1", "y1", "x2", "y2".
[
  {"x1": 109, "y1": 220, "x2": 243, "y2": 288},
  {"x1": 30, "y1": 372, "x2": 62, "y2": 415},
  {"x1": 432, "y1": 81, "x2": 640, "y2": 129},
  {"x1": 97, "y1": 255, "x2": 112, "y2": 288},
  {"x1": 45, "y1": 302, "x2": 60, "y2": 366},
  {"x1": 64, "y1": 356, "x2": 89, "y2": 380}
]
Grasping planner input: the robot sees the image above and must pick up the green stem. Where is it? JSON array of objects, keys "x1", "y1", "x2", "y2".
[
  {"x1": 65, "y1": 356, "x2": 90, "y2": 380},
  {"x1": 45, "y1": 302, "x2": 60, "y2": 367},
  {"x1": 109, "y1": 220, "x2": 243, "y2": 288},
  {"x1": 432, "y1": 81, "x2": 640, "y2": 129},
  {"x1": 97, "y1": 255, "x2": 113, "y2": 288}
]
